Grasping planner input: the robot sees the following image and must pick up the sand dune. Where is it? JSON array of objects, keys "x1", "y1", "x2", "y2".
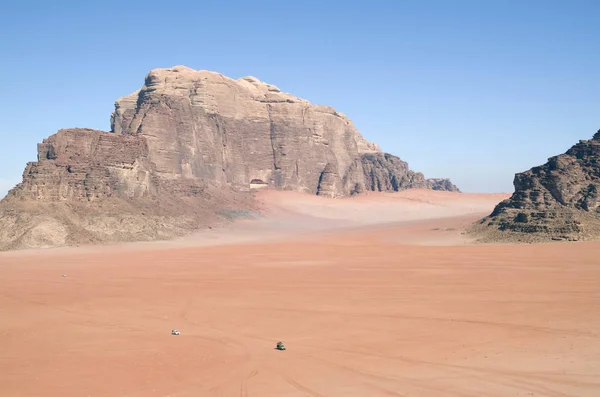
[
  {"x1": 173, "y1": 189, "x2": 511, "y2": 249},
  {"x1": 1, "y1": 189, "x2": 508, "y2": 256},
  {"x1": 256, "y1": 189, "x2": 509, "y2": 222},
  {"x1": 2, "y1": 189, "x2": 599, "y2": 396}
]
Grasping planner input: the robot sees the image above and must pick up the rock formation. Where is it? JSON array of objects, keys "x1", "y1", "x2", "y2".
[
  {"x1": 0, "y1": 126, "x2": 258, "y2": 250},
  {"x1": 471, "y1": 130, "x2": 600, "y2": 242},
  {"x1": 110, "y1": 66, "x2": 457, "y2": 197},
  {"x1": 0, "y1": 65, "x2": 458, "y2": 250},
  {"x1": 360, "y1": 153, "x2": 459, "y2": 193},
  {"x1": 15, "y1": 128, "x2": 152, "y2": 201}
]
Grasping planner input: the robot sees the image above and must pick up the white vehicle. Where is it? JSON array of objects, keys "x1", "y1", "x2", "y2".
[{"x1": 171, "y1": 329, "x2": 180, "y2": 335}]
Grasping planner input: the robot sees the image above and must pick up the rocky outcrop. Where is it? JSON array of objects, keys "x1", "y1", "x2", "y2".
[
  {"x1": 0, "y1": 127, "x2": 258, "y2": 250},
  {"x1": 316, "y1": 163, "x2": 339, "y2": 197},
  {"x1": 471, "y1": 130, "x2": 600, "y2": 242},
  {"x1": 426, "y1": 178, "x2": 461, "y2": 192},
  {"x1": 110, "y1": 65, "x2": 457, "y2": 197},
  {"x1": 109, "y1": 66, "x2": 366, "y2": 197},
  {"x1": 8, "y1": 127, "x2": 226, "y2": 202},
  {"x1": 12, "y1": 128, "x2": 153, "y2": 201},
  {"x1": 0, "y1": 66, "x2": 459, "y2": 250},
  {"x1": 361, "y1": 153, "x2": 459, "y2": 193}
]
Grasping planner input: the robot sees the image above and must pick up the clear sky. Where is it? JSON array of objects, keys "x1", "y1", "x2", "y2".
[{"x1": 1, "y1": 0, "x2": 599, "y2": 196}]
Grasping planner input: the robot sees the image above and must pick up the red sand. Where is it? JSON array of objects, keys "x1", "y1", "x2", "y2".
[{"x1": 2, "y1": 190, "x2": 600, "y2": 396}]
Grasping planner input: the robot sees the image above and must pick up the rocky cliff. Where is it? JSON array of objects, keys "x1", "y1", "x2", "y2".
[
  {"x1": 471, "y1": 130, "x2": 600, "y2": 242},
  {"x1": 360, "y1": 153, "x2": 459, "y2": 193},
  {"x1": 110, "y1": 65, "x2": 456, "y2": 197},
  {"x1": 0, "y1": 66, "x2": 458, "y2": 250},
  {"x1": 0, "y1": 127, "x2": 257, "y2": 251}
]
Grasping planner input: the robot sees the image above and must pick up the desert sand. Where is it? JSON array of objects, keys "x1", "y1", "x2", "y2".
[{"x1": 1, "y1": 190, "x2": 599, "y2": 396}]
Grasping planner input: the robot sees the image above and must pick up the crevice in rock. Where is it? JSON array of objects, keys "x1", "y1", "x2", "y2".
[{"x1": 266, "y1": 104, "x2": 279, "y2": 171}]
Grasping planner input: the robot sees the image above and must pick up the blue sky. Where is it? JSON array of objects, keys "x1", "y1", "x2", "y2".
[{"x1": 1, "y1": 0, "x2": 599, "y2": 196}]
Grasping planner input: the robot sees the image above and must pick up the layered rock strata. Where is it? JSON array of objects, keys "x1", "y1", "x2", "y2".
[
  {"x1": 471, "y1": 130, "x2": 600, "y2": 242},
  {"x1": 110, "y1": 66, "x2": 457, "y2": 197}
]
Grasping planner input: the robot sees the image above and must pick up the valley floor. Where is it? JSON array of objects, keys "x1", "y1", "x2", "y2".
[{"x1": 1, "y1": 190, "x2": 599, "y2": 396}]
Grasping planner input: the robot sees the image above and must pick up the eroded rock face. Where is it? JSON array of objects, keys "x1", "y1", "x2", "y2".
[
  {"x1": 1, "y1": 66, "x2": 459, "y2": 250},
  {"x1": 360, "y1": 153, "x2": 459, "y2": 193},
  {"x1": 426, "y1": 178, "x2": 461, "y2": 192},
  {"x1": 110, "y1": 66, "x2": 363, "y2": 196},
  {"x1": 10, "y1": 128, "x2": 153, "y2": 201},
  {"x1": 472, "y1": 131, "x2": 600, "y2": 242},
  {"x1": 1, "y1": 126, "x2": 257, "y2": 250},
  {"x1": 110, "y1": 65, "x2": 457, "y2": 197}
]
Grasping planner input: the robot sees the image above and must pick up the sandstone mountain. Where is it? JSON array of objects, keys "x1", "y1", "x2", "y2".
[
  {"x1": 0, "y1": 66, "x2": 458, "y2": 250},
  {"x1": 471, "y1": 130, "x2": 600, "y2": 242},
  {"x1": 110, "y1": 65, "x2": 458, "y2": 196}
]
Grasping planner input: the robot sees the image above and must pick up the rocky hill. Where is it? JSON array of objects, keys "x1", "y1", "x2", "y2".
[
  {"x1": 0, "y1": 66, "x2": 458, "y2": 250},
  {"x1": 110, "y1": 66, "x2": 457, "y2": 196},
  {"x1": 471, "y1": 130, "x2": 600, "y2": 242}
]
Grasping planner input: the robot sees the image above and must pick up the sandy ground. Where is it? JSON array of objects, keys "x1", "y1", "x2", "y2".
[{"x1": 2, "y1": 190, "x2": 600, "y2": 396}]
